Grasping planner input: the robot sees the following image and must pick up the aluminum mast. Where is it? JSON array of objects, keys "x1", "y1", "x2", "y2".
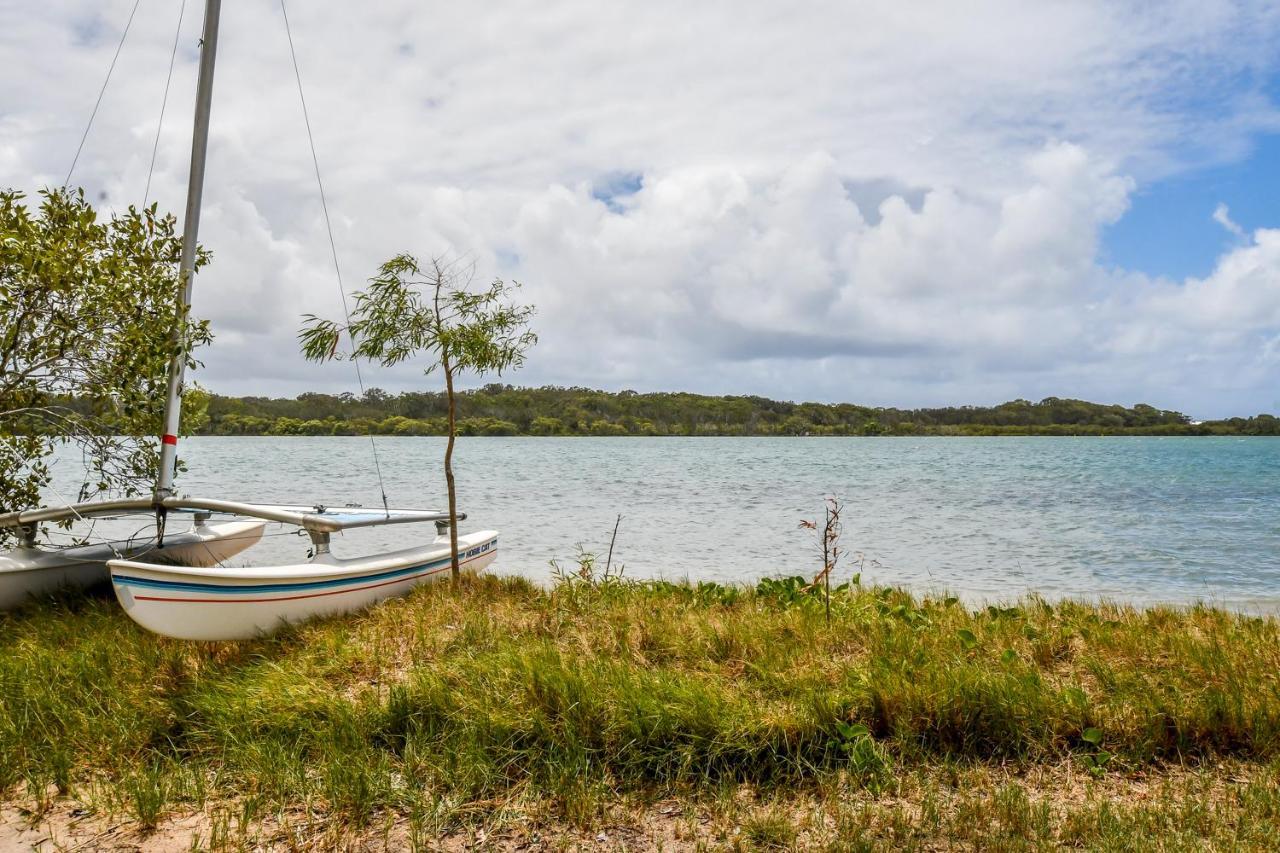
[{"x1": 155, "y1": 0, "x2": 221, "y2": 499}]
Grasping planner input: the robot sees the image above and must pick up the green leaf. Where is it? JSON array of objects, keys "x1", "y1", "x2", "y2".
[
  {"x1": 956, "y1": 629, "x2": 978, "y2": 650},
  {"x1": 1081, "y1": 727, "x2": 1103, "y2": 746}
]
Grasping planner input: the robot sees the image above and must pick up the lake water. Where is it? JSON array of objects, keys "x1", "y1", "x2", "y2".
[{"x1": 46, "y1": 436, "x2": 1280, "y2": 611}]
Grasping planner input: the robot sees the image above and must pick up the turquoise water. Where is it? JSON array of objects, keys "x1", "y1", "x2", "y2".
[{"x1": 49, "y1": 436, "x2": 1280, "y2": 610}]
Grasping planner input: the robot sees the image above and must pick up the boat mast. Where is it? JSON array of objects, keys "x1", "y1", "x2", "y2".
[{"x1": 155, "y1": 0, "x2": 221, "y2": 500}]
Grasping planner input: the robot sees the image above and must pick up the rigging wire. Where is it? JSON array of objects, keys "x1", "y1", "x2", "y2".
[
  {"x1": 65, "y1": 0, "x2": 143, "y2": 189},
  {"x1": 143, "y1": 0, "x2": 188, "y2": 207},
  {"x1": 279, "y1": 0, "x2": 391, "y2": 516},
  {"x1": 13, "y1": 457, "x2": 124, "y2": 558}
]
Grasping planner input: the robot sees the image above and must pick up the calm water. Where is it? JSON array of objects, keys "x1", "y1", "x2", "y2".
[{"x1": 47, "y1": 436, "x2": 1280, "y2": 611}]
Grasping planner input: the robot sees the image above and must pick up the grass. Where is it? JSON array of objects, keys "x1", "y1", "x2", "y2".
[{"x1": 1, "y1": 571, "x2": 1279, "y2": 849}]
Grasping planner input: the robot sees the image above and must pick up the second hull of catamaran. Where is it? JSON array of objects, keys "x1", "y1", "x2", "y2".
[
  {"x1": 0, "y1": 520, "x2": 266, "y2": 611},
  {"x1": 108, "y1": 530, "x2": 498, "y2": 640}
]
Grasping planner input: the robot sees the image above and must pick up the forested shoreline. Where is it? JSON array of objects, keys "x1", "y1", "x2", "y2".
[{"x1": 183, "y1": 386, "x2": 1280, "y2": 437}]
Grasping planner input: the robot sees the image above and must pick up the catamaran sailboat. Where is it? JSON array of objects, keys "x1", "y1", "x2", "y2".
[
  {"x1": 109, "y1": 500, "x2": 497, "y2": 641},
  {"x1": 0, "y1": 0, "x2": 497, "y2": 638}
]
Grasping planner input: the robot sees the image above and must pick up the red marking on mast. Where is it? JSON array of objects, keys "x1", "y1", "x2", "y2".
[{"x1": 162, "y1": 434, "x2": 178, "y2": 446}]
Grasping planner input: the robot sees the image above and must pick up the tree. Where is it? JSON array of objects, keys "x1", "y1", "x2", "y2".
[
  {"x1": 299, "y1": 254, "x2": 535, "y2": 581},
  {"x1": 0, "y1": 188, "x2": 211, "y2": 540}
]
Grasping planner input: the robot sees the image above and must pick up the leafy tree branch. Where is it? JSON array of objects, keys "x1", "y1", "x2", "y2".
[{"x1": 0, "y1": 188, "x2": 212, "y2": 541}]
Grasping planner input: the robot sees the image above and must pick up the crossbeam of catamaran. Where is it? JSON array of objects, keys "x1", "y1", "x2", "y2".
[{"x1": 0, "y1": 498, "x2": 463, "y2": 536}]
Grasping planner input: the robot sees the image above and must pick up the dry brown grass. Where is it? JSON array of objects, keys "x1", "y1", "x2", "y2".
[{"x1": 3, "y1": 760, "x2": 1278, "y2": 851}]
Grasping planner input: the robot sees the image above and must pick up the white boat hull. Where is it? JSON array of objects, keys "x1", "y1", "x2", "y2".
[
  {"x1": 0, "y1": 520, "x2": 266, "y2": 611},
  {"x1": 108, "y1": 530, "x2": 498, "y2": 641}
]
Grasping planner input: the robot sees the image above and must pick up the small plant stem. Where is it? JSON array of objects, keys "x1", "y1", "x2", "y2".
[
  {"x1": 823, "y1": 504, "x2": 832, "y2": 626},
  {"x1": 605, "y1": 513, "x2": 622, "y2": 575}
]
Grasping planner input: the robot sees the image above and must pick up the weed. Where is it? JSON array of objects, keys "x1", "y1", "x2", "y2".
[
  {"x1": 741, "y1": 804, "x2": 797, "y2": 849},
  {"x1": 829, "y1": 722, "x2": 892, "y2": 790},
  {"x1": 125, "y1": 762, "x2": 169, "y2": 831}
]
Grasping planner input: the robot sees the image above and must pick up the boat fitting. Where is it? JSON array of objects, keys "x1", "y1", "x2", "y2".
[{"x1": 308, "y1": 529, "x2": 331, "y2": 556}]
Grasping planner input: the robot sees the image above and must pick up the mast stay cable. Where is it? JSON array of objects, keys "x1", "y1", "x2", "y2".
[
  {"x1": 15, "y1": 456, "x2": 123, "y2": 559},
  {"x1": 65, "y1": 0, "x2": 142, "y2": 189},
  {"x1": 278, "y1": 0, "x2": 391, "y2": 516},
  {"x1": 144, "y1": 0, "x2": 188, "y2": 207}
]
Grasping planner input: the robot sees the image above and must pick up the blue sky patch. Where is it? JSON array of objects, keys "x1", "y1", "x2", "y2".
[
  {"x1": 1102, "y1": 132, "x2": 1280, "y2": 280},
  {"x1": 592, "y1": 171, "x2": 644, "y2": 213}
]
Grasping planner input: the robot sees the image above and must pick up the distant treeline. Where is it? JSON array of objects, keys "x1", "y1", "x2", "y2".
[{"x1": 194, "y1": 386, "x2": 1280, "y2": 437}]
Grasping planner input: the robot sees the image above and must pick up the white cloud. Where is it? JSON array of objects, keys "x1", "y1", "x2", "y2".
[
  {"x1": 2, "y1": 0, "x2": 1279, "y2": 416},
  {"x1": 1213, "y1": 202, "x2": 1246, "y2": 238},
  {"x1": 492, "y1": 144, "x2": 1279, "y2": 413}
]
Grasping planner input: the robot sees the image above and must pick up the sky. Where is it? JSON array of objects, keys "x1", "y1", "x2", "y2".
[{"x1": 2, "y1": 0, "x2": 1279, "y2": 418}]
